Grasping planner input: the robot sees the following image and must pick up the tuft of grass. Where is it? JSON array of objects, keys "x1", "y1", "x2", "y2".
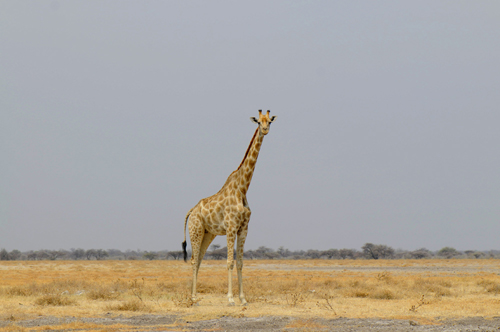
[
  {"x1": 376, "y1": 271, "x2": 393, "y2": 282},
  {"x1": 322, "y1": 278, "x2": 343, "y2": 289},
  {"x1": 35, "y1": 294, "x2": 76, "y2": 306},
  {"x1": 196, "y1": 280, "x2": 226, "y2": 295},
  {"x1": 284, "y1": 292, "x2": 307, "y2": 307},
  {"x1": 6, "y1": 280, "x2": 90, "y2": 298},
  {"x1": 412, "y1": 277, "x2": 452, "y2": 297},
  {"x1": 485, "y1": 283, "x2": 500, "y2": 294},
  {"x1": 371, "y1": 288, "x2": 396, "y2": 300},
  {"x1": 106, "y1": 299, "x2": 147, "y2": 312},
  {"x1": 86, "y1": 285, "x2": 121, "y2": 300},
  {"x1": 409, "y1": 295, "x2": 428, "y2": 312},
  {"x1": 172, "y1": 292, "x2": 200, "y2": 308},
  {"x1": 342, "y1": 280, "x2": 370, "y2": 298},
  {"x1": 316, "y1": 293, "x2": 337, "y2": 314},
  {"x1": 477, "y1": 279, "x2": 500, "y2": 294},
  {"x1": 6, "y1": 286, "x2": 34, "y2": 297}
]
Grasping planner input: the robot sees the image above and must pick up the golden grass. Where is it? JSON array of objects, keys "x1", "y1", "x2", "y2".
[{"x1": 0, "y1": 259, "x2": 499, "y2": 329}]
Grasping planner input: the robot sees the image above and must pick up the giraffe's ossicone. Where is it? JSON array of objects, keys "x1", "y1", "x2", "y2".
[{"x1": 182, "y1": 110, "x2": 277, "y2": 306}]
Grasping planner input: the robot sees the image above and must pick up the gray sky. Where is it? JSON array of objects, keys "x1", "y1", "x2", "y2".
[{"x1": 1, "y1": 1, "x2": 499, "y2": 252}]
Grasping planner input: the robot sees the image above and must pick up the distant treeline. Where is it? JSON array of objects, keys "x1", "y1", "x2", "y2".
[{"x1": 1, "y1": 243, "x2": 499, "y2": 261}]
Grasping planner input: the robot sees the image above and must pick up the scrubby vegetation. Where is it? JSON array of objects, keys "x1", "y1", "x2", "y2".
[{"x1": 0, "y1": 244, "x2": 498, "y2": 261}]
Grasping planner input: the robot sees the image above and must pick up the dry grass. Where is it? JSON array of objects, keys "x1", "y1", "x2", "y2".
[
  {"x1": 0, "y1": 259, "x2": 499, "y2": 328},
  {"x1": 105, "y1": 299, "x2": 147, "y2": 312},
  {"x1": 34, "y1": 294, "x2": 77, "y2": 306}
]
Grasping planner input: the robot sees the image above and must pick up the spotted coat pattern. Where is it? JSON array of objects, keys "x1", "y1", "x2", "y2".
[{"x1": 182, "y1": 110, "x2": 277, "y2": 305}]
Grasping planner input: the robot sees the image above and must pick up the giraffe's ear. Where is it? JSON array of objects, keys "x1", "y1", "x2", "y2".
[
  {"x1": 269, "y1": 116, "x2": 277, "y2": 123},
  {"x1": 250, "y1": 117, "x2": 259, "y2": 124}
]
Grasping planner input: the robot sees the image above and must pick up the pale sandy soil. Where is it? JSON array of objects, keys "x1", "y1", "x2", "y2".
[
  {"x1": 248, "y1": 260, "x2": 500, "y2": 275},
  {"x1": 2, "y1": 314, "x2": 500, "y2": 331}
]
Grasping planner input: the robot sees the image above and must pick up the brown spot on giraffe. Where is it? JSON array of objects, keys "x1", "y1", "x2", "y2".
[{"x1": 182, "y1": 110, "x2": 277, "y2": 306}]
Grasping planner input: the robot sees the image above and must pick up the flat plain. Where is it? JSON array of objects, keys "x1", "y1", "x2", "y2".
[{"x1": 1, "y1": 259, "x2": 499, "y2": 331}]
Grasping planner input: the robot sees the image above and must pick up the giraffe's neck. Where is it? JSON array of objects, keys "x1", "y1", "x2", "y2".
[{"x1": 233, "y1": 128, "x2": 264, "y2": 196}]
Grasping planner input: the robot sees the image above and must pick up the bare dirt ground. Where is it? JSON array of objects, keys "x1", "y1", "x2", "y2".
[
  {"x1": 248, "y1": 260, "x2": 500, "y2": 275},
  {"x1": 3, "y1": 313, "x2": 500, "y2": 331}
]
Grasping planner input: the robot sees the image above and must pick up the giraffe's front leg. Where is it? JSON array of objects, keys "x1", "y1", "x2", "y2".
[
  {"x1": 237, "y1": 223, "x2": 249, "y2": 306},
  {"x1": 226, "y1": 228, "x2": 237, "y2": 306}
]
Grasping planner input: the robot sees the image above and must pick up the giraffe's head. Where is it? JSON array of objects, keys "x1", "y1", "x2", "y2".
[{"x1": 250, "y1": 110, "x2": 277, "y2": 135}]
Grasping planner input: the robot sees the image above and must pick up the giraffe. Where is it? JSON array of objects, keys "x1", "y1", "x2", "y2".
[{"x1": 182, "y1": 110, "x2": 277, "y2": 306}]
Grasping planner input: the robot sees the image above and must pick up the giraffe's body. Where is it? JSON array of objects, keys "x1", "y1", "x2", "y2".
[{"x1": 182, "y1": 110, "x2": 276, "y2": 305}]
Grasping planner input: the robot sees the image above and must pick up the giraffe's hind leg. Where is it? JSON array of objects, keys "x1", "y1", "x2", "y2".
[{"x1": 188, "y1": 217, "x2": 204, "y2": 301}]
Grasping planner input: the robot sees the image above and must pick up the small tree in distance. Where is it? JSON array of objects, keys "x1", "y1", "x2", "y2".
[
  {"x1": 0, "y1": 249, "x2": 10, "y2": 260},
  {"x1": 168, "y1": 251, "x2": 184, "y2": 260},
  {"x1": 71, "y1": 248, "x2": 86, "y2": 260},
  {"x1": 339, "y1": 248, "x2": 357, "y2": 259},
  {"x1": 9, "y1": 250, "x2": 22, "y2": 260},
  {"x1": 95, "y1": 249, "x2": 109, "y2": 260},
  {"x1": 143, "y1": 251, "x2": 158, "y2": 260},
  {"x1": 210, "y1": 246, "x2": 227, "y2": 260},
  {"x1": 409, "y1": 248, "x2": 432, "y2": 259},
  {"x1": 362, "y1": 243, "x2": 395, "y2": 260},
  {"x1": 437, "y1": 247, "x2": 460, "y2": 259}
]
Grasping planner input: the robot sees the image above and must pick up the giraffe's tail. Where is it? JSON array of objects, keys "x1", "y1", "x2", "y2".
[{"x1": 182, "y1": 207, "x2": 194, "y2": 262}]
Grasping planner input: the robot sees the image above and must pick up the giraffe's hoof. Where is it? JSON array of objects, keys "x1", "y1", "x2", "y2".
[
  {"x1": 241, "y1": 302, "x2": 248, "y2": 306},
  {"x1": 228, "y1": 302, "x2": 235, "y2": 307}
]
